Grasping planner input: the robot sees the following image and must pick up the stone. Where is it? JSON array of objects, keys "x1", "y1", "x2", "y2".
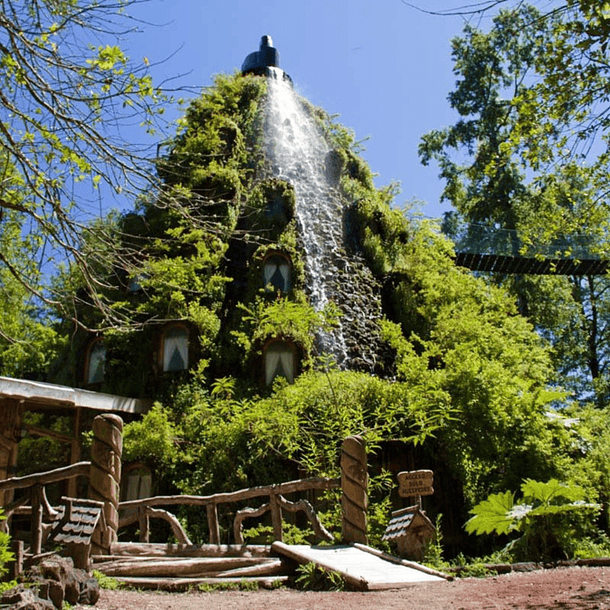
[
  {"x1": 0, "y1": 584, "x2": 54, "y2": 609},
  {"x1": 14, "y1": 554, "x2": 100, "y2": 609}
]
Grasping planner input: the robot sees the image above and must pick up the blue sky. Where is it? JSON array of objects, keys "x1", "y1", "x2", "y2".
[{"x1": 124, "y1": 1, "x2": 479, "y2": 218}]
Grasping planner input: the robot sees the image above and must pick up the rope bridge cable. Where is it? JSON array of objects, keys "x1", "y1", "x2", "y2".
[{"x1": 454, "y1": 253, "x2": 609, "y2": 275}]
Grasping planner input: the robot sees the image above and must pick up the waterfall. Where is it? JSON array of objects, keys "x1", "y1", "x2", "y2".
[{"x1": 262, "y1": 72, "x2": 350, "y2": 367}]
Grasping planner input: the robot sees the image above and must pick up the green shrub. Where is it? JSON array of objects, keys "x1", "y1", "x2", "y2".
[
  {"x1": 0, "y1": 512, "x2": 13, "y2": 580},
  {"x1": 295, "y1": 562, "x2": 345, "y2": 591},
  {"x1": 466, "y1": 479, "x2": 601, "y2": 561}
]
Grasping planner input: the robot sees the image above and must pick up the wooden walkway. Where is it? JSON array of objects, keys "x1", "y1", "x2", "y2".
[{"x1": 273, "y1": 542, "x2": 448, "y2": 590}]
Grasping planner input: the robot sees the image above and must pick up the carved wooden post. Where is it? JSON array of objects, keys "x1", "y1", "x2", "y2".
[
  {"x1": 89, "y1": 414, "x2": 123, "y2": 555},
  {"x1": 341, "y1": 435, "x2": 368, "y2": 544},
  {"x1": 138, "y1": 507, "x2": 150, "y2": 543}
]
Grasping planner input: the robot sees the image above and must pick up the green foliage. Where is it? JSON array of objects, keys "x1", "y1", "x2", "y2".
[
  {"x1": 422, "y1": 514, "x2": 446, "y2": 568},
  {"x1": 92, "y1": 570, "x2": 124, "y2": 591},
  {"x1": 236, "y1": 296, "x2": 339, "y2": 359},
  {"x1": 0, "y1": 0, "x2": 171, "y2": 333},
  {"x1": 295, "y1": 562, "x2": 346, "y2": 591},
  {"x1": 59, "y1": 63, "x2": 593, "y2": 558},
  {"x1": 420, "y1": 3, "x2": 610, "y2": 405},
  {"x1": 122, "y1": 404, "x2": 181, "y2": 475},
  {"x1": 466, "y1": 479, "x2": 601, "y2": 561},
  {"x1": 0, "y1": 511, "x2": 13, "y2": 580}
]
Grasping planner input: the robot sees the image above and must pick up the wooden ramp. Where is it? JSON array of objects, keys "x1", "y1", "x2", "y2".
[{"x1": 273, "y1": 542, "x2": 448, "y2": 591}]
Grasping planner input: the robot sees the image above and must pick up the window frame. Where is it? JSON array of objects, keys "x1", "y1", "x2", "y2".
[
  {"x1": 263, "y1": 338, "x2": 298, "y2": 386},
  {"x1": 85, "y1": 338, "x2": 106, "y2": 385},
  {"x1": 262, "y1": 251, "x2": 292, "y2": 293},
  {"x1": 160, "y1": 323, "x2": 190, "y2": 373}
]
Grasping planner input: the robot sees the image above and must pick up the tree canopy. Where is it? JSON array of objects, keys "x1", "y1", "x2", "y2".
[
  {"x1": 0, "y1": 0, "x2": 166, "y2": 340},
  {"x1": 9, "y1": 2, "x2": 610, "y2": 558}
]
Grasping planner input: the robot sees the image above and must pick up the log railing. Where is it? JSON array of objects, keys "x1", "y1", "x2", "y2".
[
  {"x1": 0, "y1": 425, "x2": 368, "y2": 567},
  {"x1": 0, "y1": 461, "x2": 91, "y2": 555},
  {"x1": 119, "y1": 476, "x2": 340, "y2": 546}
]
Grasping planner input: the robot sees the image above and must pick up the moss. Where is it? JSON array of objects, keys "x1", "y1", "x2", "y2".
[{"x1": 242, "y1": 178, "x2": 296, "y2": 238}]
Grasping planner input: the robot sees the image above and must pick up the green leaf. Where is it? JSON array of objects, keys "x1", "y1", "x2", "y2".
[{"x1": 465, "y1": 490, "x2": 517, "y2": 535}]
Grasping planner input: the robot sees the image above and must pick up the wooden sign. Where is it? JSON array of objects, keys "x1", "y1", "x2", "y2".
[{"x1": 397, "y1": 470, "x2": 434, "y2": 497}]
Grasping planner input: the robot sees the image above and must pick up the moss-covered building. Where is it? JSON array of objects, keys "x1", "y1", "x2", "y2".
[{"x1": 27, "y1": 36, "x2": 573, "y2": 554}]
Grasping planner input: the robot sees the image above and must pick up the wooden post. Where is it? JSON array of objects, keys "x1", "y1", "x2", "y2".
[
  {"x1": 138, "y1": 507, "x2": 150, "y2": 543},
  {"x1": 30, "y1": 485, "x2": 43, "y2": 555},
  {"x1": 88, "y1": 414, "x2": 123, "y2": 555},
  {"x1": 8, "y1": 539, "x2": 23, "y2": 579},
  {"x1": 207, "y1": 503, "x2": 220, "y2": 545},
  {"x1": 0, "y1": 399, "x2": 22, "y2": 507},
  {"x1": 341, "y1": 435, "x2": 368, "y2": 544},
  {"x1": 270, "y1": 493, "x2": 283, "y2": 542},
  {"x1": 67, "y1": 407, "x2": 82, "y2": 498}
]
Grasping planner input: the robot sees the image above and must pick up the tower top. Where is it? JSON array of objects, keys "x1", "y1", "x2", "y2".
[
  {"x1": 241, "y1": 36, "x2": 292, "y2": 84},
  {"x1": 241, "y1": 35, "x2": 280, "y2": 74}
]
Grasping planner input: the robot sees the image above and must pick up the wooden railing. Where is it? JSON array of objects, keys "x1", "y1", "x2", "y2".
[
  {"x1": 0, "y1": 462, "x2": 90, "y2": 555},
  {"x1": 118, "y1": 476, "x2": 340, "y2": 546},
  {"x1": 0, "y1": 423, "x2": 369, "y2": 576}
]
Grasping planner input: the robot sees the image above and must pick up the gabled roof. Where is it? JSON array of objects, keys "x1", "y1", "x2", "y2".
[
  {"x1": 0, "y1": 376, "x2": 150, "y2": 414},
  {"x1": 382, "y1": 506, "x2": 435, "y2": 542}
]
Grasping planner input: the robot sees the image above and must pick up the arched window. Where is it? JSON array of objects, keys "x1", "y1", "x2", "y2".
[
  {"x1": 85, "y1": 340, "x2": 106, "y2": 384},
  {"x1": 264, "y1": 340, "x2": 296, "y2": 386},
  {"x1": 162, "y1": 325, "x2": 189, "y2": 372},
  {"x1": 263, "y1": 253, "x2": 291, "y2": 292}
]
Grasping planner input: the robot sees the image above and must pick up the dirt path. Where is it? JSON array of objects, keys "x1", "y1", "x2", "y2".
[{"x1": 79, "y1": 565, "x2": 610, "y2": 610}]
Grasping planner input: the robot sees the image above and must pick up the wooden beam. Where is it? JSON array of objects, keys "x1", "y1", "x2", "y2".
[
  {"x1": 105, "y1": 542, "x2": 272, "y2": 558},
  {"x1": 269, "y1": 494, "x2": 282, "y2": 542},
  {"x1": 68, "y1": 407, "x2": 82, "y2": 498}
]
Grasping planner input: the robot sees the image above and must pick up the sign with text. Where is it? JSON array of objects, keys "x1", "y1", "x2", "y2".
[{"x1": 397, "y1": 470, "x2": 434, "y2": 497}]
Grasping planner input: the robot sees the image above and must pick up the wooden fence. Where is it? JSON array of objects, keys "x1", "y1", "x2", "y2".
[
  {"x1": 0, "y1": 413, "x2": 368, "y2": 573},
  {"x1": 119, "y1": 476, "x2": 340, "y2": 547}
]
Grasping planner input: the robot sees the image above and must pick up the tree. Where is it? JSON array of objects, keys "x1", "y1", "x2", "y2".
[
  {"x1": 0, "y1": 0, "x2": 166, "y2": 333},
  {"x1": 0, "y1": 208, "x2": 62, "y2": 377},
  {"x1": 420, "y1": 5, "x2": 610, "y2": 404},
  {"x1": 411, "y1": 1, "x2": 610, "y2": 230}
]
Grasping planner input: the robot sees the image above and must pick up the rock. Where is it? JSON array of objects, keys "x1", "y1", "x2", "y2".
[
  {"x1": 7, "y1": 554, "x2": 101, "y2": 609},
  {"x1": 0, "y1": 584, "x2": 54, "y2": 609}
]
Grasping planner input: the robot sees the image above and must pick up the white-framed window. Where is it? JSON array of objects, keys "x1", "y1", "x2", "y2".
[
  {"x1": 162, "y1": 325, "x2": 189, "y2": 372},
  {"x1": 264, "y1": 340, "x2": 296, "y2": 386},
  {"x1": 263, "y1": 253, "x2": 291, "y2": 292},
  {"x1": 86, "y1": 340, "x2": 106, "y2": 384}
]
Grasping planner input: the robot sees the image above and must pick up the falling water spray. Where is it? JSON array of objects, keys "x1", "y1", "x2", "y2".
[{"x1": 262, "y1": 73, "x2": 350, "y2": 366}]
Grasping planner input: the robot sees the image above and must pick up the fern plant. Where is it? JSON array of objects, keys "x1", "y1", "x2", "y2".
[{"x1": 465, "y1": 479, "x2": 601, "y2": 562}]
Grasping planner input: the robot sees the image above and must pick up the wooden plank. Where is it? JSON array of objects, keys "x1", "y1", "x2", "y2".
[
  {"x1": 0, "y1": 462, "x2": 90, "y2": 492},
  {"x1": 111, "y1": 575, "x2": 290, "y2": 591},
  {"x1": 272, "y1": 542, "x2": 446, "y2": 591},
  {"x1": 106, "y1": 542, "x2": 272, "y2": 558},
  {"x1": 353, "y1": 543, "x2": 450, "y2": 580},
  {"x1": 97, "y1": 556, "x2": 273, "y2": 577}
]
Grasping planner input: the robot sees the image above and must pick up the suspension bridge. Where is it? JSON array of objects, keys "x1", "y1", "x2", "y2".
[{"x1": 450, "y1": 224, "x2": 609, "y2": 276}]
